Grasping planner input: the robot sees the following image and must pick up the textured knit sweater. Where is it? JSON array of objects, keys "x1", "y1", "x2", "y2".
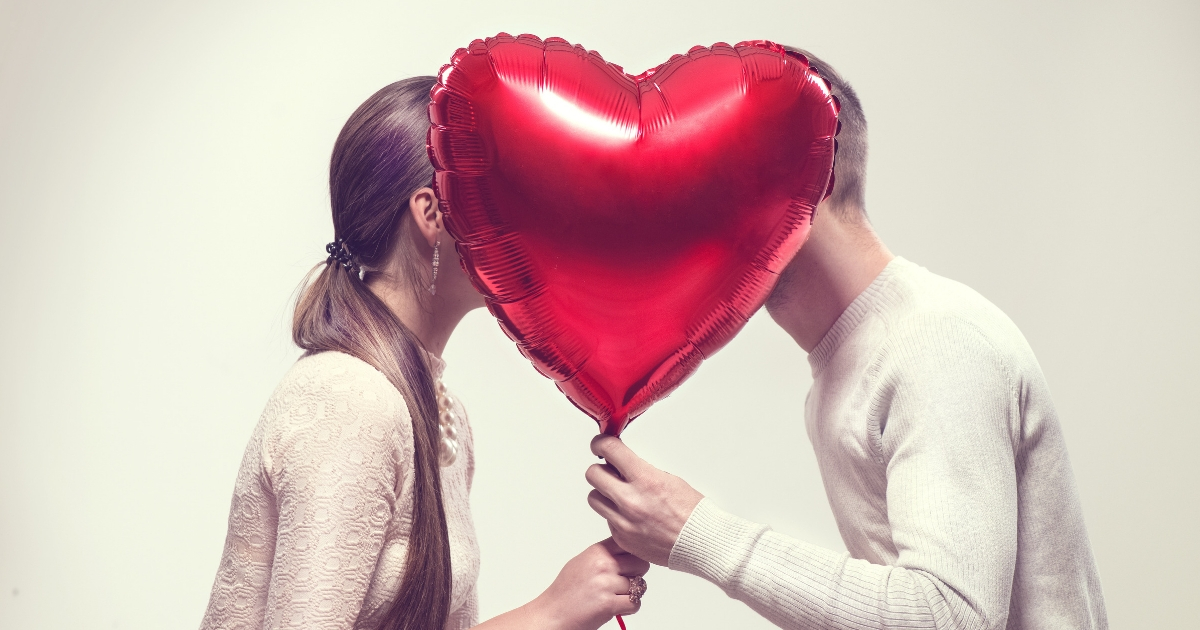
[
  {"x1": 200, "y1": 351, "x2": 480, "y2": 630},
  {"x1": 668, "y1": 257, "x2": 1107, "y2": 629}
]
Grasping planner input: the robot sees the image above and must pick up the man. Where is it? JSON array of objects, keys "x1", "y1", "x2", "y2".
[{"x1": 585, "y1": 48, "x2": 1107, "y2": 629}]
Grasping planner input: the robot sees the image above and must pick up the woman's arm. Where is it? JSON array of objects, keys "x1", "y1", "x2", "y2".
[
  {"x1": 254, "y1": 355, "x2": 648, "y2": 630},
  {"x1": 261, "y1": 362, "x2": 407, "y2": 629},
  {"x1": 473, "y1": 539, "x2": 648, "y2": 630}
]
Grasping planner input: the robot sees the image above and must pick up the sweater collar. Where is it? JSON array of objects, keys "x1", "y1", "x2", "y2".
[
  {"x1": 425, "y1": 350, "x2": 447, "y2": 381},
  {"x1": 807, "y1": 256, "x2": 914, "y2": 375}
]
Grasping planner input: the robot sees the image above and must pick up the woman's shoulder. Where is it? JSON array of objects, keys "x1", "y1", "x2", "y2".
[
  {"x1": 257, "y1": 351, "x2": 414, "y2": 470},
  {"x1": 285, "y1": 349, "x2": 396, "y2": 388},
  {"x1": 273, "y1": 350, "x2": 406, "y2": 409}
]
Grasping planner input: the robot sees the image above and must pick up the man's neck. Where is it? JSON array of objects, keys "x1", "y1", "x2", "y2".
[{"x1": 766, "y1": 212, "x2": 894, "y2": 353}]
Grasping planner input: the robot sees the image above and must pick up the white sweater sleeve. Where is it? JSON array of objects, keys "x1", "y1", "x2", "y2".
[
  {"x1": 260, "y1": 364, "x2": 408, "y2": 630},
  {"x1": 668, "y1": 317, "x2": 1019, "y2": 630}
]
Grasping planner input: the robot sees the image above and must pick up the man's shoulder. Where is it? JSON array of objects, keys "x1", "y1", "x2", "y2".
[{"x1": 879, "y1": 261, "x2": 1037, "y2": 371}]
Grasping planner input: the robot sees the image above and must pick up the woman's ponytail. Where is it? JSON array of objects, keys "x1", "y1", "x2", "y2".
[{"x1": 292, "y1": 77, "x2": 451, "y2": 630}]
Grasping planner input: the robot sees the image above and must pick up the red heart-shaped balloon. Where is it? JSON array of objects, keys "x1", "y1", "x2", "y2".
[{"x1": 429, "y1": 35, "x2": 838, "y2": 435}]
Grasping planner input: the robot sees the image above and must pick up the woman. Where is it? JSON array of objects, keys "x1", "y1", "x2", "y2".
[{"x1": 200, "y1": 77, "x2": 649, "y2": 630}]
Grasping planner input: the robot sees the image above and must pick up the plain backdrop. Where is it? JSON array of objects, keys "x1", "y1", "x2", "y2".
[{"x1": 1, "y1": 1, "x2": 1197, "y2": 628}]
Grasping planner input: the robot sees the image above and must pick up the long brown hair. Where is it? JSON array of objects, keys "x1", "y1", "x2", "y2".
[{"x1": 292, "y1": 76, "x2": 450, "y2": 630}]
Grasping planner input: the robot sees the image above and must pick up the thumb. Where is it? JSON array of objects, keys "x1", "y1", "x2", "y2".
[{"x1": 590, "y1": 434, "x2": 648, "y2": 482}]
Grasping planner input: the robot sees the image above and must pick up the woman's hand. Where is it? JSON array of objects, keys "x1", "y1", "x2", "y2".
[{"x1": 524, "y1": 538, "x2": 650, "y2": 630}]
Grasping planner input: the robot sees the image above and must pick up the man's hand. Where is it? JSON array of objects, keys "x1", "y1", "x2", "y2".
[{"x1": 585, "y1": 434, "x2": 704, "y2": 566}]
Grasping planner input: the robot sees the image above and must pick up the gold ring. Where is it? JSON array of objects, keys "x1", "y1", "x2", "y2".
[{"x1": 627, "y1": 575, "x2": 647, "y2": 605}]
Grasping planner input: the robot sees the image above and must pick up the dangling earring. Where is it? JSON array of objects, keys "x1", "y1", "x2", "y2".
[{"x1": 428, "y1": 238, "x2": 440, "y2": 295}]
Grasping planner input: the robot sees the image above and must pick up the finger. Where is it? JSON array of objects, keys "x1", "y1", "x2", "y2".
[
  {"x1": 599, "y1": 572, "x2": 643, "y2": 599},
  {"x1": 610, "y1": 593, "x2": 643, "y2": 617},
  {"x1": 615, "y1": 553, "x2": 651, "y2": 577},
  {"x1": 598, "y1": 570, "x2": 631, "y2": 593},
  {"x1": 587, "y1": 490, "x2": 631, "y2": 531},
  {"x1": 590, "y1": 435, "x2": 648, "y2": 482},
  {"x1": 584, "y1": 462, "x2": 626, "y2": 499},
  {"x1": 598, "y1": 536, "x2": 624, "y2": 556}
]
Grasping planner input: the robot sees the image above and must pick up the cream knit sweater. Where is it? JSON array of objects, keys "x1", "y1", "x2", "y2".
[
  {"x1": 200, "y1": 351, "x2": 480, "y2": 630},
  {"x1": 669, "y1": 258, "x2": 1107, "y2": 629}
]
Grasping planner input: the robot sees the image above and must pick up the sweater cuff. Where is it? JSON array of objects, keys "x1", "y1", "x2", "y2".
[{"x1": 667, "y1": 498, "x2": 770, "y2": 590}]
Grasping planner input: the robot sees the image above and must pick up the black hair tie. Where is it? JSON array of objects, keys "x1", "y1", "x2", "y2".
[{"x1": 325, "y1": 238, "x2": 357, "y2": 272}]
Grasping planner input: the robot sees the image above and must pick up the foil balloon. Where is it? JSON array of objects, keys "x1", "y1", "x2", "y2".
[{"x1": 428, "y1": 35, "x2": 839, "y2": 435}]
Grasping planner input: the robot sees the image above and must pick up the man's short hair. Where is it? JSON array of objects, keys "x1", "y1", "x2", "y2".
[{"x1": 785, "y1": 46, "x2": 868, "y2": 220}]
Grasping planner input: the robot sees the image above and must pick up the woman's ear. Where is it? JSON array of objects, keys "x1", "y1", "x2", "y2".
[{"x1": 408, "y1": 187, "x2": 442, "y2": 248}]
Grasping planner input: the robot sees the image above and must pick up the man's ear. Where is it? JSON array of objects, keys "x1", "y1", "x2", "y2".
[{"x1": 408, "y1": 187, "x2": 442, "y2": 247}]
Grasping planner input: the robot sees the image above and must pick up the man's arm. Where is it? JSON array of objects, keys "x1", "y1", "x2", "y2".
[{"x1": 586, "y1": 319, "x2": 1019, "y2": 630}]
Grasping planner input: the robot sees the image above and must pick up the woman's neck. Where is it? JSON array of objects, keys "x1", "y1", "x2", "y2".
[{"x1": 365, "y1": 271, "x2": 468, "y2": 359}]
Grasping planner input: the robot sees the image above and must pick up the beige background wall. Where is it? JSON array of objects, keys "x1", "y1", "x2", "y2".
[{"x1": 1, "y1": 1, "x2": 1196, "y2": 628}]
